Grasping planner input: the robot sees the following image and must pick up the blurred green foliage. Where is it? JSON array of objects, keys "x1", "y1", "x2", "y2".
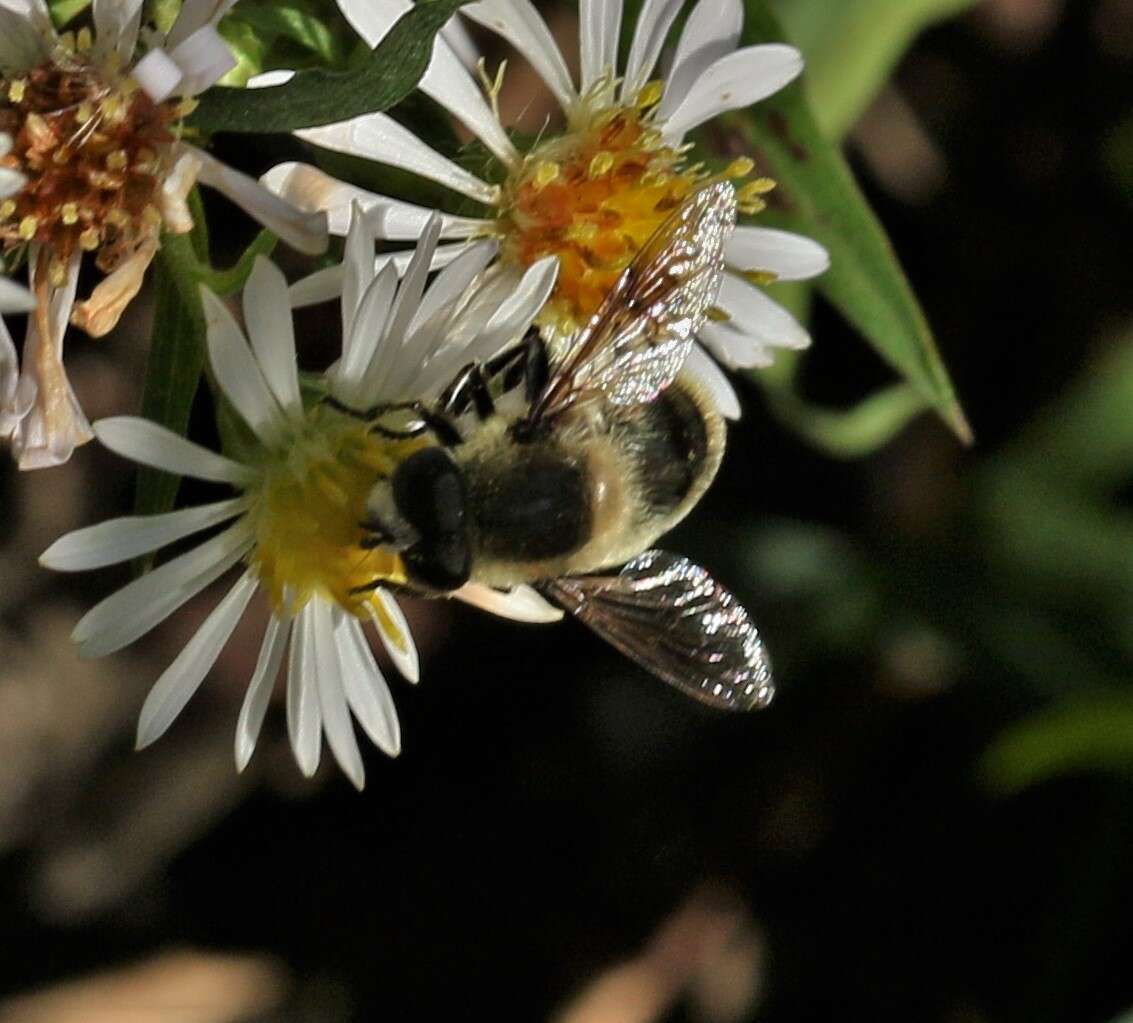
[{"x1": 771, "y1": 0, "x2": 979, "y2": 139}]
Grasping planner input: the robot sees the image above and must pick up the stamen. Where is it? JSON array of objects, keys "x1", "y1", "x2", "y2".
[
  {"x1": 588, "y1": 151, "x2": 614, "y2": 178},
  {"x1": 636, "y1": 80, "x2": 664, "y2": 109},
  {"x1": 531, "y1": 160, "x2": 560, "y2": 190}
]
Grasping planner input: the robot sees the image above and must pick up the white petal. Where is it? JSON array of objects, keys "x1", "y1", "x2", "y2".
[
  {"x1": 235, "y1": 614, "x2": 290, "y2": 772},
  {"x1": 657, "y1": 0, "x2": 742, "y2": 120},
  {"x1": 580, "y1": 0, "x2": 622, "y2": 92},
  {"x1": 73, "y1": 519, "x2": 254, "y2": 658},
  {"x1": 312, "y1": 602, "x2": 366, "y2": 789},
  {"x1": 340, "y1": 201, "x2": 375, "y2": 345},
  {"x1": 453, "y1": 583, "x2": 564, "y2": 623},
  {"x1": 168, "y1": 24, "x2": 236, "y2": 95},
  {"x1": 726, "y1": 226, "x2": 830, "y2": 282},
  {"x1": 289, "y1": 244, "x2": 467, "y2": 309},
  {"x1": 684, "y1": 343, "x2": 741, "y2": 420},
  {"x1": 0, "y1": 315, "x2": 32, "y2": 437},
  {"x1": 621, "y1": 0, "x2": 684, "y2": 102},
  {"x1": 0, "y1": 275, "x2": 34, "y2": 313},
  {"x1": 413, "y1": 256, "x2": 557, "y2": 397},
  {"x1": 369, "y1": 589, "x2": 419, "y2": 684},
  {"x1": 130, "y1": 47, "x2": 183, "y2": 103},
  {"x1": 0, "y1": 4, "x2": 48, "y2": 71},
  {"x1": 242, "y1": 257, "x2": 303, "y2": 422},
  {"x1": 402, "y1": 239, "x2": 497, "y2": 347},
  {"x1": 364, "y1": 214, "x2": 443, "y2": 397},
  {"x1": 11, "y1": 251, "x2": 91, "y2": 470},
  {"x1": 698, "y1": 322, "x2": 777, "y2": 370},
  {"x1": 661, "y1": 45, "x2": 803, "y2": 141},
  {"x1": 200, "y1": 285, "x2": 287, "y2": 445},
  {"x1": 336, "y1": 613, "x2": 401, "y2": 757},
  {"x1": 332, "y1": 262, "x2": 398, "y2": 405},
  {"x1": 135, "y1": 570, "x2": 258, "y2": 749},
  {"x1": 440, "y1": 17, "x2": 478, "y2": 68},
  {"x1": 335, "y1": 0, "x2": 516, "y2": 166},
  {"x1": 260, "y1": 162, "x2": 487, "y2": 240},
  {"x1": 246, "y1": 68, "x2": 293, "y2": 88},
  {"x1": 93, "y1": 416, "x2": 257, "y2": 485},
  {"x1": 160, "y1": 150, "x2": 202, "y2": 232},
  {"x1": 714, "y1": 274, "x2": 812, "y2": 351},
  {"x1": 0, "y1": 167, "x2": 25, "y2": 197},
  {"x1": 298, "y1": 113, "x2": 497, "y2": 205},
  {"x1": 96, "y1": 0, "x2": 144, "y2": 61},
  {"x1": 286, "y1": 604, "x2": 323, "y2": 777},
  {"x1": 190, "y1": 146, "x2": 328, "y2": 255},
  {"x1": 40, "y1": 496, "x2": 248, "y2": 571},
  {"x1": 165, "y1": 0, "x2": 237, "y2": 49},
  {"x1": 461, "y1": 0, "x2": 575, "y2": 113}
]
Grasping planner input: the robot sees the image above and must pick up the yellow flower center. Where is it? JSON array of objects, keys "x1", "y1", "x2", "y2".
[
  {"x1": 0, "y1": 44, "x2": 184, "y2": 280},
  {"x1": 245, "y1": 406, "x2": 424, "y2": 620},
  {"x1": 496, "y1": 84, "x2": 770, "y2": 335}
]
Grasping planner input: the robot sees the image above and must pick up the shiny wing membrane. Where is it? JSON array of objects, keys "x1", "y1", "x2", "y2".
[
  {"x1": 541, "y1": 550, "x2": 774, "y2": 711},
  {"x1": 527, "y1": 181, "x2": 736, "y2": 424}
]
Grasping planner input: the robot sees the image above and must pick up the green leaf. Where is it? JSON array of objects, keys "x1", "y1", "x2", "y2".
[
  {"x1": 761, "y1": 370, "x2": 930, "y2": 458},
  {"x1": 133, "y1": 233, "x2": 208, "y2": 522},
  {"x1": 189, "y1": 0, "x2": 467, "y2": 135},
  {"x1": 201, "y1": 229, "x2": 278, "y2": 296},
  {"x1": 770, "y1": 0, "x2": 979, "y2": 139},
  {"x1": 228, "y1": 1, "x2": 343, "y2": 65},
  {"x1": 48, "y1": 0, "x2": 90, "y2": 27},
  {"x1": 217, "y1": 15, "x2": 271, "y2": 87},
  {"x1": 982, "y1": 694, "x2": 1133, "y2": 795},
  {"x1": 711, "y1": 1, "x2": 970, "y2": 442}
]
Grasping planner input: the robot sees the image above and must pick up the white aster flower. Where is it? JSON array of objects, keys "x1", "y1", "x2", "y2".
[
  {"x1": 40, "y1": 205, "x2": 562, "y2": 788},
  {"x1": 0, "y1": 0, "x2": 328, "y2": 469},
  {"x1": 263, "y1": 0, "x2": 829, "y2": 420}
]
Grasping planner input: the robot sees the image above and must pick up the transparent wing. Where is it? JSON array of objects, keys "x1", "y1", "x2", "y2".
[
  {"x1": 541, "y1": 550, "x2": 773, "y2": 711},
  {"x1": 528, "y1": 181, "x2": 736, "y2": 424}
]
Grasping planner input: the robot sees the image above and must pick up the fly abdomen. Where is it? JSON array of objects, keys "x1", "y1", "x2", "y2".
[{"x1": 616, "y1": 382, "x2": 717, "y2": 522}]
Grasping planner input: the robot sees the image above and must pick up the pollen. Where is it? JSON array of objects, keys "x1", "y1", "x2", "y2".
[
  {"x1": 246, "y1": 406, "x2": 424, "y2": 618},
  {"x1": 635, "y1": 80, "x2": 664, "y2": 109},
  {"x1": 497, "y1": 102, "x2": 767, "y2": 334},
  {"x1": 532, "y1": 160, "x2": 560, "y2": 190},
  {"x1": 0, "y1": 51, "x2": 184, "y2": 277}
]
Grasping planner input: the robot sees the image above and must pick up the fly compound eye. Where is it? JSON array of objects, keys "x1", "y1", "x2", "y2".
[
  {"x1": 392, "y1": 447, "x2": 466, "y2": 538},
  {"x1": 404, "y1": 534, "x2": 472, "y2": 592}
]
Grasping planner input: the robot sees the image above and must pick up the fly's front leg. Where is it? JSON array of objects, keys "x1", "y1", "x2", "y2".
[{"x1": 440, "y1": 362, "x2": 497, "y2": 421}]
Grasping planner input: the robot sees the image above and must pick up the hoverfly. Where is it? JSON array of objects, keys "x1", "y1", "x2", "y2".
[{"x1": 352, "y1": 181, "x2": 773, "y2": 711}]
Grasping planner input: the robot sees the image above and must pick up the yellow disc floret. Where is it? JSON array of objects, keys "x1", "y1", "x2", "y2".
[
  {"x1": 246, "y1": 406, "x2": 424, "y2": 619},
  {"x1": 496, "y1": 82, "x2": 768, "y2": 335}
]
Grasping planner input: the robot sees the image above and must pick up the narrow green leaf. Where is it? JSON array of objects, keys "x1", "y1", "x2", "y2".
[
  {"x1": 761, "y1": 375, "x2": 930, "y2": 458},
  {"x1": 711, "y1": 1, "x2": 969, "y2": 442},
  {"x1": 982, "y1": 694, "x2": 1133, "y2": 795},
  {"x1": 133, "y1": 233, "x2": 208, "y2": 521},
  {"x1": 770, "y1": 0, "x2": 978, "y2": 138},
  {"x1": 201, "y1": 229, "x2": 278, "y2": 296},
  {"x1": 189, "y1": 0, "x2": 467, "y2": 135}
]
